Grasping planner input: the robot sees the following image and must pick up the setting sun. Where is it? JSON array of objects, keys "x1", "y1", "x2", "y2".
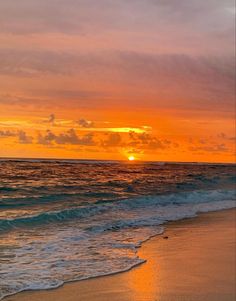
[
  {"x1": 128, "y1": 156, "x2": 135, "y2": 161},
  {"x1": 0, "y1": 2, "x2": 235, "y2": 301}
]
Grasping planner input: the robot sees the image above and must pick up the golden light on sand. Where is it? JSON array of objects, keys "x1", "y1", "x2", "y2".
[{"x1": 128, "y1": 156, "x2": 135, "y2": 161}]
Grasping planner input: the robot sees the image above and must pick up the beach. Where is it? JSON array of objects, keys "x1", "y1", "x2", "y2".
[
  {"x1": 5, "y1": 208, "x2": 236, "y2": 301},
  {"x1": 1, "y1": 0, "x2": 235, "y2": 299}
]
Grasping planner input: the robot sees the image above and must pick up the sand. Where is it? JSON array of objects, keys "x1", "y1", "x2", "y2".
[{"x1": 5, "y1": 208, "x2": 236, "y2": 301}]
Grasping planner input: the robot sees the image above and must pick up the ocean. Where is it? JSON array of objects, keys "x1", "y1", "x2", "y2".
[{"x1": 0, "y1": 159, "x2": 235, "y2": 299}]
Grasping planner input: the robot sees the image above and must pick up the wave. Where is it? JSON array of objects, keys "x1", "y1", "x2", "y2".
[
  {"x1": 88, "y1": 199, "x2": 235, "y2": 233},
  {"x1": 0, "y1": 204, "x2": 108, "y2": 232},
  {"x1": 0, "y1": 257, "x2": 147, "y2": 301},
  {"x1": 0, "y1": 190, "x2": 121, "y2": 209},
  {"x1": 1, "y1": 189, "x2": 235, "y2": 233},
  {"x1": 0, "y1": 189, "x2": 235, "y2": 300},
  {"x1": 1, "y1": 173, "x2": 235, "y2": 211}
]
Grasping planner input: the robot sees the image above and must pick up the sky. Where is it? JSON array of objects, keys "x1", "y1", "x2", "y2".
[{"x1": 0, "y1": 0, "x2": 235, "y2": 162}]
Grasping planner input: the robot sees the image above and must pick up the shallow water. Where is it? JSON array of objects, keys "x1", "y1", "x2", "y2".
[{"x1": 0, "y1": 160, "x2": 235, "y2": 299}]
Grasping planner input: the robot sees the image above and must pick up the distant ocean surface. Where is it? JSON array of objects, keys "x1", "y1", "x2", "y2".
[{"x1": 0, "y1": 159, "x2": 235, "y2": 299}]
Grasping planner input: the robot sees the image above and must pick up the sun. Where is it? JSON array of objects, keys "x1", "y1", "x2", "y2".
[{"x1": 128, "y1": 155, "x2": 135, "y2": 161}]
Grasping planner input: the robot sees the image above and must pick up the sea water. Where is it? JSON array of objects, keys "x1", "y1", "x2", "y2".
[{"x1": 0, "y1": 159, "x2": 235, "y2": 299}]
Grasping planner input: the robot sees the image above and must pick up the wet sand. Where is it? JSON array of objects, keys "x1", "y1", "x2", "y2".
[{"x1": 5, "y1": 208, "x2": 236, "y2": 301}]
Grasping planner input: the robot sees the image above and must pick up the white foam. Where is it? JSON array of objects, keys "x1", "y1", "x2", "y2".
[{"x1": 0, "y1": 189, "x2": 235, "y2": 300}]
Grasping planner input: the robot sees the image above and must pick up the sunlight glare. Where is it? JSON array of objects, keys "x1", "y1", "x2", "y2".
[{"x1": 128, "y1": 156, "x2": 135, "y2": 161}]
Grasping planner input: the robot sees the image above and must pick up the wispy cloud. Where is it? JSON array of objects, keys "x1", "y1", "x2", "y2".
[
  {"x1": 189, "y1": 144, "x2": 229, "y2": 153},
  {"x1": 0, "y1": 49, "x2": 234, "y2": 113}
]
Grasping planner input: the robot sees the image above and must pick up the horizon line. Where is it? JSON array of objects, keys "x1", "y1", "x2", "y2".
[{"x1": 0, "y1": 156, "x2": 235, "y2": 165}]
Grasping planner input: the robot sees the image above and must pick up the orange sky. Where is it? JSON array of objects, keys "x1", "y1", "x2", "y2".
[{"x1": 0, "y1": 0, "x2": 235, "y2": 162}]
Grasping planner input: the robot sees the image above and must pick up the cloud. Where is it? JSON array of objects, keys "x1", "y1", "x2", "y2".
[
  {"x1": 0, "y1": 130, "x2": 16, "y2": 138},
  {"x1": 0, "y1": 128, "x2": 33, "y2": 144},
  {"x1": 41, "y1": 113, "x2": 55, "y2": 125},
  {"x1": 0, "y1": 0, "x2": 125, "y2": 35},
  {"x1": 37, "y1": 130, "x2": 56, "y2": 145},
  {"x1": 31, "y1": 89, "x2": 104, "y2": 101},
  {"x1": 77, "y1": 118, "x2": 94, "y2": 128},
  {"x1": 100, "y1": 131, "x2": 178, "y2": 153},
  {"x1": 189, "y1": 143, "x2": 229, "y2": 153},
  {"x1": 48, "y1": 113, "x2": 55, "y2": 124},
  {"x1": 101, "y1": 133, "x2": 122, "y2": 147},
  {"x1": 18, "y1": 130, "x2": 33, "y2": 144},
  {"x1": 0, "y1": 49, "x2": 234, "y2": 113},
  {"x1": 0, "y1": 0, "x2": 234, "y2": 161},
  {"x1": 0, "y1": 0, "x2": 234, "y2": 50},
  {"x1": 37, "y1": 129, "x2": 95, "y2": 146},
  {"x1": 0, "y1": 129, "x2": 33, "y2": 145},
  {"x1": 128, "y1": 131, "x2": 175, "y2": 150},
  {"x1": 217, "y1": 132, "x2": 236, "y2": 141}
]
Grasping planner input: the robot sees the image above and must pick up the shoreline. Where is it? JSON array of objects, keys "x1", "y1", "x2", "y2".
[{"x1": 4, "y1": 207, "x2": 236, "y2": 301}]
